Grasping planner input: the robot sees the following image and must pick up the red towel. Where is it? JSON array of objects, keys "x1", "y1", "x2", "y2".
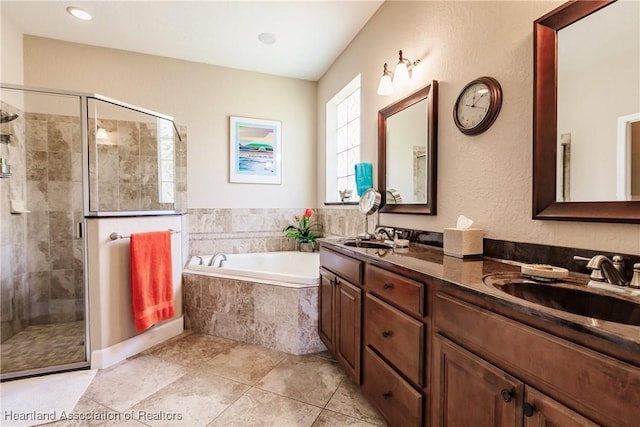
[{"x1": 130, "y1": 231, "x2": 175, "y2": 332}]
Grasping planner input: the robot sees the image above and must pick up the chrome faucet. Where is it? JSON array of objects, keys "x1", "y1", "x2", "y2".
[
  {"x1": 209, "y1": 253, "x2": 227, "y2": 267},
  {"x1": 580, "y1": 255, "x2": 628, "y2": 286},
  {"x1": 374, "y1": 226, "x2": 395, "y2": 241}
]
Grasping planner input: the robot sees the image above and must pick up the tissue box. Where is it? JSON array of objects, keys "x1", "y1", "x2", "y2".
[{"x1": 443, "y1": 228, "x2": 483, "y2": 258}]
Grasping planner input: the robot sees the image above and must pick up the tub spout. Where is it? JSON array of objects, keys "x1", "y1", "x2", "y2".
[{"x1": 209, "y1": 253, "x2": 227, "y2": 267}]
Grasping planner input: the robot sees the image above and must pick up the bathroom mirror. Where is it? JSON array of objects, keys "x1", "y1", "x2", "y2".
[
  {"x1": 533, "y1": 0, "x2": 640, "y2": 222},
  {"x1": 378, "y1": 81, "x2": 438, "y2": 214}
]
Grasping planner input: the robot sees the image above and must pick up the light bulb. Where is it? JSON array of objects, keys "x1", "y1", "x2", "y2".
[
  {"x1": 377, "y1": 74, "x2": 394, "y2": 95},
  {"x1": 393, "y1": 61, "x2": 410, "y2": 87}
]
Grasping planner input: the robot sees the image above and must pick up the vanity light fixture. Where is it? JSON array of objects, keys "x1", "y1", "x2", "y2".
[
  {"x1": 376, "y1": 63, "x2": 394, "y2": 95},
  {"x1": 376, "y1": 50, "x2": 421, "y2": 95},
  {"x1": 66, "y1": 6, "x2": 93, "y2": 21}
]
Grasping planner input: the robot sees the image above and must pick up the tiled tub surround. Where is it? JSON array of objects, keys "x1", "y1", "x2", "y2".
[
  {"x1": 183, "y1": 272, "x2": 326, "y2": 355},
  {"x1": 186, "y1": 207, "x2": 365, "y2": 256}
]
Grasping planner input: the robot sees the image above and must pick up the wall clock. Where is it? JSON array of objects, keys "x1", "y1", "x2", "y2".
[{"x1": 453, "y1": 76, "x2": 502, "y2": 135}]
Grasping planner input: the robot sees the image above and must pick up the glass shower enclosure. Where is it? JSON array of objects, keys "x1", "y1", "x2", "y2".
[{"x1": 0, "y1": 84, "x2": 182, "y2": 380}]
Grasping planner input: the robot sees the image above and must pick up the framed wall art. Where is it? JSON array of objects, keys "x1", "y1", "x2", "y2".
[{"x1": 229, "y1": 116, "x2": 282, "y2": 184}]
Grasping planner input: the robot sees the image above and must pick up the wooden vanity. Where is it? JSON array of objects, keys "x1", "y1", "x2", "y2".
[{"x1": 318, "y1": 240, "x2": 640, "y2": 427}]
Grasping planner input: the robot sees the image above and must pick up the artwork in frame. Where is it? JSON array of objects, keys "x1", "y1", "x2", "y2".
[{"x1": 229, "y1": 116, "x2": 282, "y2": 184}]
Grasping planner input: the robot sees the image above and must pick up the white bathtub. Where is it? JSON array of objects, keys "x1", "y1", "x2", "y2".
[
  {"x1": 182, "y1": 251, "x2": 325, "y2": 354},
  {"x1": 184, "y1": 251, "x2": 319, "y2": 287}
]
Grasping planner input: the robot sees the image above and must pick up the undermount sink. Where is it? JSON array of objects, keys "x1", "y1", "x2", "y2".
[
  {"x1": 483, "y1": 273, "x2": 640, "y2": 326},
  {"x1": 341, "y1": 239, "x2": 392, "y2": 249}
]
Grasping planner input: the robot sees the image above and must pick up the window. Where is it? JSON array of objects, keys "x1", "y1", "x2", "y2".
[
  {"x1": 157, "y1": 118, "x2": 175, "y2": 204},
  {"x1": 326, "y1": 74, "x2": 361, "y2": 203}
]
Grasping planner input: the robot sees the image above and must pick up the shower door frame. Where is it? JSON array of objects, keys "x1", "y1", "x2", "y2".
[{"x1": 0, "y1": 84, "x2": 92, "y2": 380}]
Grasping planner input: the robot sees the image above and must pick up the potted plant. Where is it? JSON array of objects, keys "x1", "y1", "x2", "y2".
[{"x1": 283, "y1": 208, "x2": 321, "y2": 252}]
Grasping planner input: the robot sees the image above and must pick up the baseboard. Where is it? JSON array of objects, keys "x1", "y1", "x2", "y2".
[{"x1": 90, "y1": 316, "x2": 184, "y2": 370}]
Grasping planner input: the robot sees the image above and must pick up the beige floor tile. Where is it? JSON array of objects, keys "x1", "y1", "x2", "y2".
[
  {"x1": 83, "y1": 354, "x2": 188, "y2": 412},
  {"x1": 255, "y1": 354, "x2": 345, "y2": 407},
  {"x1": 130, "y1": 371, "x2": 249, "y2": 427},
  {"x1": 312, "y1": 409, "x2": 384, "y2": 427},
  {"x1": 208, "y1": 388, "x2": 322, "y2": 427},
  {"x1": 201, "y1": 343, "x2": 287, "y2": 385},
  {"x1": 325, "y1": 379, "x2": 389, "y2": 426},
  {"x1": 146, "y1": 333, "x2": 239, "y2": 368}
]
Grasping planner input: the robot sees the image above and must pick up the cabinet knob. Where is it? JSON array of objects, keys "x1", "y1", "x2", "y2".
[
  {"x1": 523, "y1": 402, "x2": 535, "y2": 417},
  {"x1": 330, "y1": 277, "x2": 338, "y2": 286},
  {"x1": 382, "y1": 391, "x2": 393, "y2": 400},
  {"x1": 383, "y1": 283, "x2": 393, "y2": 290},
  {"x1": 500, "y1": 389, "x2": 513, "y2": 403},
  {"x1": 382, "y1": 330, "x2": 392, "y2": 338}
]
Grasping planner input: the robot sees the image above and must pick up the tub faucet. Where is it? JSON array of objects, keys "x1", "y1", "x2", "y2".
[
  {"x1": 209, "y1": 253, "x2": 227, "y2": 267},
  {"x1": 582, "y1": 255, "x2": 628, "y2": 286}
]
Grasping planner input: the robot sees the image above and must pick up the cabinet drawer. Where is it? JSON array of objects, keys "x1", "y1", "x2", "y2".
[
  {"x1": 320, "y1": 248, "x2": 362, "y2": 286},
  {"x1": 366, "y1": 264, "x2": 424, "y2": 316},
  {"x1": 362, "y1": 346, "x2": 423, "y2": 427},
  {"x1": 365, "y1": 293, "x2": 424, "y2": 385}
]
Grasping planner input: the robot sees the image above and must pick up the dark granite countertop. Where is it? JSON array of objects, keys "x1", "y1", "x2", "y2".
[{"x1": 320, "y1": 238, "x2": 640, "y2": 365}]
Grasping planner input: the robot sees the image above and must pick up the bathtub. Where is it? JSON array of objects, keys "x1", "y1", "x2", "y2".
[
  {"x1": 184, "y1": 251, "x2": 319, "y2": 287},
  {"x1": 182, "y1": 251, "x2": 325, "y2": 354}
]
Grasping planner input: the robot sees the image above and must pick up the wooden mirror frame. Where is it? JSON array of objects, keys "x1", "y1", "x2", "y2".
[
  {"x1": 533, "y1": 0, "x2": 640, "y2": 223},
  {"x1": 378, "y1": 81, "x2": 438, "y2": 214}
]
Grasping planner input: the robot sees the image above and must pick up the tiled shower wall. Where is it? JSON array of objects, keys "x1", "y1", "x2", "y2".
[
  {"x1": 186, "y1": 207, "x2": 366, "y2": 257},
  {"x1": 0, "y1": 102, "x2": 28, "y2": 342},
  {"x1": 24, "y1": 112, "x2": 85, "y2": 325},
  {"x1": 89, "y1": 120, "x2": 188, "y2": 213}
]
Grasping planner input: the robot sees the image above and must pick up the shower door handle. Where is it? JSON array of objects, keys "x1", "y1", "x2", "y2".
[{"x1": 76, "y1": 222, "x2": 84, "y2": 239}]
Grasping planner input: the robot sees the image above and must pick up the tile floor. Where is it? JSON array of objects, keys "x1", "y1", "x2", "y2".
[
  {"x1": 1, "y1": 322, "x2": 86, "y2": 374},
  {"x1": 47, "y1": 332, "x2": 388, "y2": 427}
]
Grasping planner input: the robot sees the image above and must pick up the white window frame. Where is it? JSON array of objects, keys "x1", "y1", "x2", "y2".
[{"x1": 325, "y1": 74, "x2": 361, "y2": 203}]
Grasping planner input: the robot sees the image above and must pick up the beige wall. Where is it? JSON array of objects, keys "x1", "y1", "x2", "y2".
[
  {"x1": 0, "y1": 15, "x2": 23, "y2": 85},
  {"x1": 3, "y1": 2, "x2": 638, "y2": 255},
  {"x1": 19, "y1": 36, "x2": 317, "y2": 210},
  {"x1": 317, "y1": 0, "x2": 639, "y2": 255}
]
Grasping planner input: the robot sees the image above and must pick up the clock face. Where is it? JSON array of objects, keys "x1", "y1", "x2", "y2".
[
  {"x1": 453, "y1": 77, "x2": 502, "y2": 135},
  {"x1": 456, "y1": 82, "x2": 491, "y2": 129}
]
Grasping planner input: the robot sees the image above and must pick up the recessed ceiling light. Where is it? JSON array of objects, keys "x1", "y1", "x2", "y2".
[
  {"x1": 66, "y1": 6, "x2": 92, "y2": 21},
  {"x1": 258, "y1": 33, "x2": 276, "y2": 45}
]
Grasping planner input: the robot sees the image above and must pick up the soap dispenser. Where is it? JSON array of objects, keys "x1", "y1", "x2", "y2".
[{"x1": 630, "y1": 263, "x2": 640, "y2": 289}]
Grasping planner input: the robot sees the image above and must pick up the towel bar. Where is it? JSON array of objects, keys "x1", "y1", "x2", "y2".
[{"x1": 109, "y1": 229, "x2": 181, "y2": 241}]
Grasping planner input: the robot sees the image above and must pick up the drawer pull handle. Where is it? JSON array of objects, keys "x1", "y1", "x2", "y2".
[
  {"x1": 523, "y1": 402, "x2": 535, "y2": 417},
  {"x1": 383, "y1": 283, "x2": 393, "y2": 290},
  {"x1": 500, "y1": 389, "x2": 513, "y2": 403},
  {"x1": 382, "y1": 330, "x2": 392, "y2": 338},
  {"x1": 382, "y1": 391, "x2": 393, "y2": 400}
]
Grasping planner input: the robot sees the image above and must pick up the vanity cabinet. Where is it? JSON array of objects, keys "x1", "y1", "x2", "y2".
[
  {"x1": 432, "y1": 292, "x2": 640, "y2": 427},
  {"x1": 319, "y1": 248, "x2": 363, "y2": 383}
]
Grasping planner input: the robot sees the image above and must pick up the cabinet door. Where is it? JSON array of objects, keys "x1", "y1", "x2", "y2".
[
  {"x1": 433, "y1": 335, "x2": 524, "y2": 427},
  {"x1": 335, "y1": 279, "x2": 362, "y2": 383},
  {"x1": 523, "y1": 387, "x2": 598, "y2": 427},
  {"x1": 319, "y1": 269, "x2": 336, "y2": 352}
]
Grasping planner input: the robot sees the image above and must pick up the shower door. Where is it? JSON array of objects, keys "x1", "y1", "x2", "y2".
[{"x1": 0, "y1": 86, "x2": 89, "y2": 380}]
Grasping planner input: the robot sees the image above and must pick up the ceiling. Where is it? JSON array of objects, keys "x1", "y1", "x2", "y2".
[{"x1": 1, "y1": 0, "x2": 384, "y2": 81}]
